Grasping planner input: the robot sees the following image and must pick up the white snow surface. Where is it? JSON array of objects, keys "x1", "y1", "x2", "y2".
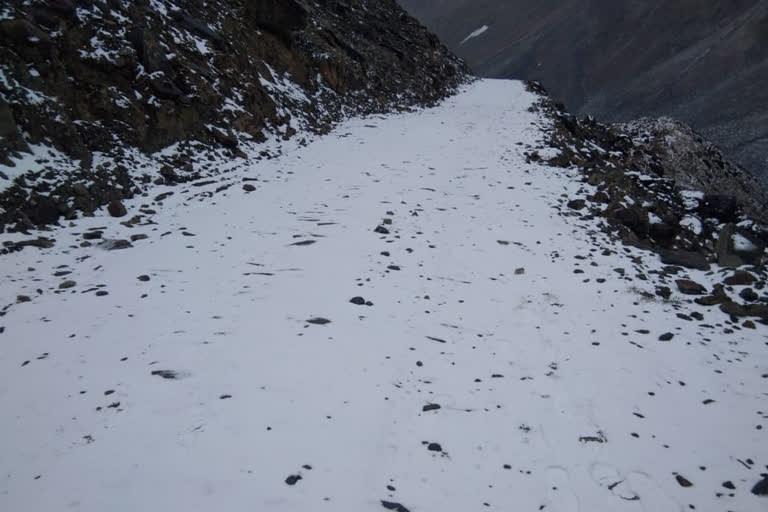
[
  {"x1": 0, "y1": 80, "x2": 766, "y2": 511},
  {"x1": 460, "y1": 25, "x2": 489, "y2": 45}
]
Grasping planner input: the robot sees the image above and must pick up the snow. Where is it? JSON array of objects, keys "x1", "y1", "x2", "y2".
[
  {"x1": 0, "y1": 80, "x2": 766, "y2": 511},
  {"x1": 732, "y1": 233, "x2": 758, "y2": 252},
  {"x1": 680, "y1": 215, "x2": 702, "y2": 235},
  {"x1": 459, "y1": 25, "x2": 489, "y2": 45},
  {"x1": 0, "y1": 143, "x2": 79, "y2": 194}
]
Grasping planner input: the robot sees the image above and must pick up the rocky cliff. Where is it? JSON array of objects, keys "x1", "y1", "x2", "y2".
[
  {"x1": 399, "y1": 0, "x2": 768, "y2": 188},
  {"x1": 0, "y1": 0, "x2": 468, "y2": 232}
]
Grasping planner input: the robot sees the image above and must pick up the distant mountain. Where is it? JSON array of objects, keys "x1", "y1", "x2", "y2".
[{"x1": 399, "y1": 0, "x2": 768, "y2": 187}]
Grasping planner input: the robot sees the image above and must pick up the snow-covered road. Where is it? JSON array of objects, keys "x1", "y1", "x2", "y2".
[{"x1": 1, "y1": 80, "x2": 766, "y2": 511}]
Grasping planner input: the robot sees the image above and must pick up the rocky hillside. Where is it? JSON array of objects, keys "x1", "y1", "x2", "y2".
[
  {"x1": 399, "y1": 0, "x2": 768, "y2": 187},
  {"x1": 0, "y1": 0, "x2": 468, "y2": 232},
  {"x1": 527, "y1": 80, "x2": 768, "y2": 323}
]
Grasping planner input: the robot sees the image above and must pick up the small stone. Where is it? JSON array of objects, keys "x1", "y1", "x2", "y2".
[
  {"x1": 58, "y1": 280, "x2": 76, "y2": 289},
  {"x1": 381, "y1": 501, "x2": 410, "y2": 512},
  {"x1": 349, "y1": 297, "x2": 366, "y2": 305},
  {"x1": 285, "y1": 474, "x2": 302, "y2": 486},
  {"x1": 374, "y1": 225, "x2": 390, "y2": 234},
  {"x1": 243, "y1": 184, "x2": 256, "y2": 192},
  {"x1": 16, "y1": 295, "x2": 31, "y2": 303},
  {"x1": 307, "y1": 317, "x2": 331, "y2": 325},
  {"x1": 722, "y1": 481, "x2": 736, "y2": 490},
  {"x1": 95, "y1": 291, "x2": 108, "y2": 296},
  {"x1": 514, "y1": 267, "x2": 525, "y2": 275},
  {"x1": 658, "y1": 332, "x2": 674, "y2": 341},
  {"x1": 219, "y1": 394, "x2": 232, "y2": 400},
  {"x1": 107, "y1": 200, "x2": 127, "y2": 218},
  {"x1": 567, "y1": 199, "x2": 586, "y2": 210},
  {"x1": 151, "y1": 370, "x2": 178, "y2": 379},
  {"x1": 427, "y1": 442, "x2": 442, "y2": 452},
  {"x1": 137, "y1": 275, "x2": 150, "y2": 282},
  {"x1": 422, "y1": 403, "x2": 441, "y2": 412},
  {"x1": 83, "y1": 231, "x2": 103, "y2": 240},
  {"x1": 130, "y1": 234, "x2": 149, "y2": 242},
  {"x1": 675, "y1": 475, "x2": 693, "y2": 487}
]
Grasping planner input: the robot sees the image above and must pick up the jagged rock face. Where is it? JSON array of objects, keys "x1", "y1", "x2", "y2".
[
  {"x1": 399, "y1": 0, "x2": 768, "y2": 188},
  {"x1": 616, "y1": 117, "x2": 768, "y2": 223},
  {"x1": 0, "y1": 0, "x2": 468, "y2": 231}
]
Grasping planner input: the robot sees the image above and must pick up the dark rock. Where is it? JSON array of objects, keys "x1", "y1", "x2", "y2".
[
  {"x1": 659, "y1": 250, "x2": 710, "y2": 271},
  {"x1": 649, "y1": 222, "x2": 678, "y2": 246},
  {"x1": 740, "y1": 288, "x2": 759, "y2": 302},
  {"x1": 720, "y1": 301, "x2": 768, "y2": 320},
  {"x1": 658, "y1": 332, "x2": 674, "y2": 341},
  {"x1": 722, "y1": 481, "x2": 736, "y2": 490},
  {"x1": 137, "y1": 275, "x2": 150, "y2": 282},
  {"x1": 58, "y1": 280, "x2": 76, "y2": 289},
  {"x1": 655, "y1": 286, "x2": 671, "y2": 299},
  {"x1": 374, "y1": 225, "x2": 390, "y2": 234},
  {"x1": 210, "y1": 127, "x2": 238, "y2": 148},
  {"x1": 83, "y1": 231, "x2": 103, "y2": 240},
  {"x1": 427, "y1": 442, "x2": 442, "y2": 452},
  {"x1": 752, "y1": 476, "x2": 768, "y2": 496},
  {"x1": 24, "y1": 195, "x2": 61, "y2": 225},
  {"x1": 349, "y1": 296, "x2": 366, "y2": 305},
  {"x1": 243, "y1": 184, "x2": 256, "y2": 192},
  {"x1": 567, "y1": 199, "x2": 586, "y2": 210},
  {"x1": 285, "y1": 474, "x2": 302, "y2": 486},
  {"x1": 699, "y1": 195, "x2": 739, "y2": 222},
  {"x1": 151, "y1": 370, "x2": 178, "y2": 379},
  {"x1": 130, "y1": 234, "x2": 148, "y2": 242},
  {"x1": 676, "y1": 279, "x2": 706, "y2": 295},
  {"x1": 381, "y1": 501, "x2": 410, "y2": 512},
  {"x1": 306, "y1": 317, "x2": 331, "y2": 325},
  {"x1": 107, "y1": 200, "x2": 127, "y2": 218},
  {"x1": 695, "y1": 295, "x2": 728, "y2": 306},
  {"x1": 150, "y1": 78, "x2": 183, "y2": 100},
  {"x1": 723, "y1": 271, "x2": 756, "y2": 286},
  {"x1": 675, "y1": 475, "x2": 693, "y2": 488},
  {"x1": 16, "y1": 295, "x2": 31, "y2": 303},
  {"x1": 613, "y1": 206, "x2": 649, "y2": 237},
  {"x1": 422, "y1": 403, "x2": 441, "y2": 412}
]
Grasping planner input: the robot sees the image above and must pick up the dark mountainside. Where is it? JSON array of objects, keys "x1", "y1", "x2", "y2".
[
  {"x1": 0, "y1": 0, "x2": 468, "y2": 233},
  {"x1": 399, "y1": 0, "x2": 768, "y2": 188}
]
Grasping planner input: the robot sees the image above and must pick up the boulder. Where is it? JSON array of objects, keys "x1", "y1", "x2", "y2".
[
  {"x1": 659, "y1": 250, "x2": 710, "y2": 271},
  {"x1": 676, "y1": 279, "x2": 706, "y2": 295}
]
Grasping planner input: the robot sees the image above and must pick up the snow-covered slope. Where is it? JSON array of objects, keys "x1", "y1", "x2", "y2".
[{"x1": 1, "y1": 80, "x2": 766, "y2": 511}]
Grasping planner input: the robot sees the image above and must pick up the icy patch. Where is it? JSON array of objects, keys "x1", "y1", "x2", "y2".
[
  {"x1": 680, "y1": 215, "x2": 702, "y2": 235},
  {"x1": 680, "y1": 189, "x2": 703, "y2": 210},
  {"x1": 460, "y1": 25, "x2": 489, "y2": 45},
  {"x1": 732, "y1": 233, "x2": 757, "y2": 252}
]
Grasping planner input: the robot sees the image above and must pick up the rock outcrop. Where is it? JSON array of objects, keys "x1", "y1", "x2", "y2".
[
  {"x1": 526, "y1": 81, "x2": 768, "y2": 323},
  {"x1": 0, "y1": 0, "x2": 468, "y2": 232}
]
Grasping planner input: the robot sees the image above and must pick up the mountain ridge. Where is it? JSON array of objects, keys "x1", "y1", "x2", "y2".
[{"x1": 399, "y1": 0, "x2": 768, "y2": 188}]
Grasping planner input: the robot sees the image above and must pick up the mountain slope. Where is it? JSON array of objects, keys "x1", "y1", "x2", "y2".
[
  {"x1": 398, "y1": 0, "x2": 768, "y2": 187},
  {"x1": 1, "y1": 80, "x2": 766, "y2": 511},
  {"x1": 0, "y1": 0, "x2": 467, "y2": 231}
]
